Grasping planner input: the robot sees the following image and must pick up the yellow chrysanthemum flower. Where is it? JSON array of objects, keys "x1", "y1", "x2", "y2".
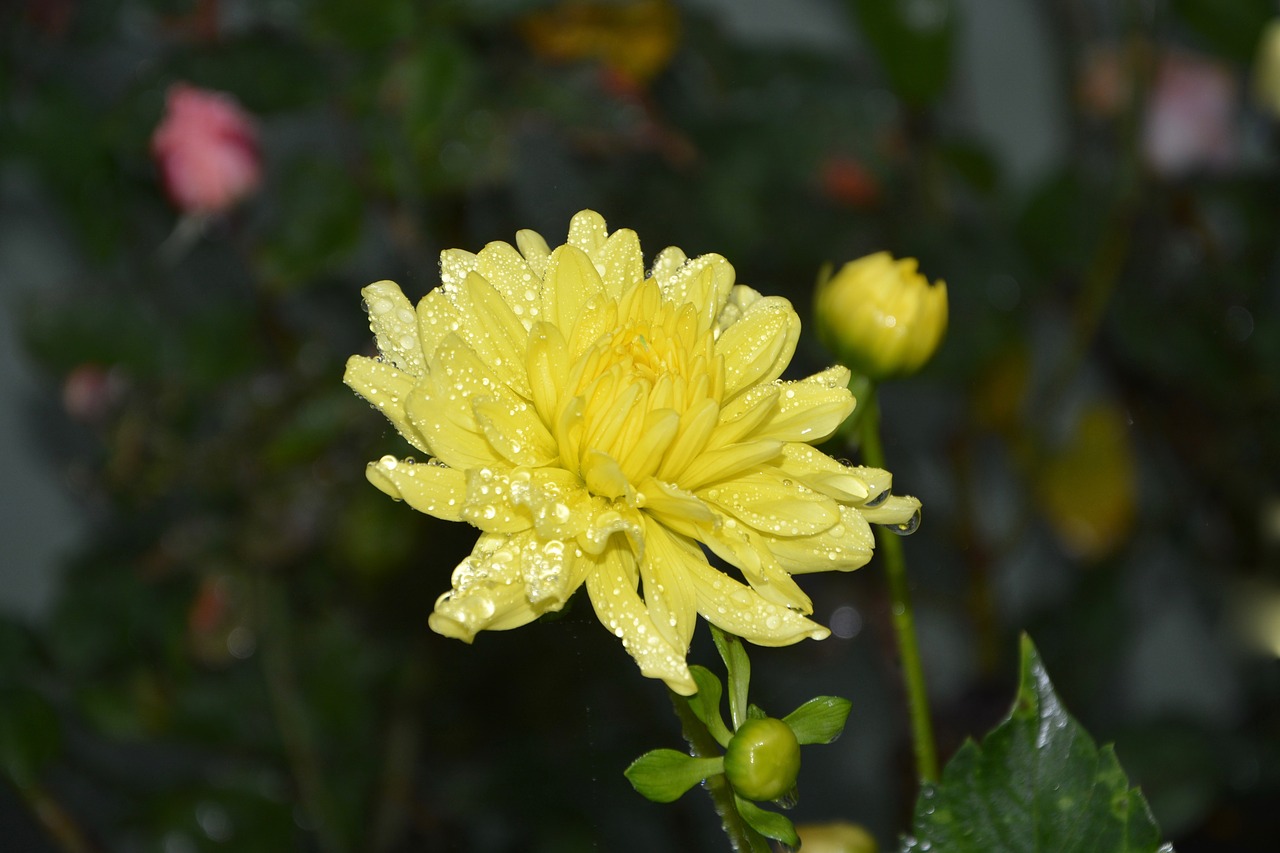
[{"x1": 344, "y1": 211, "x2": 920, "y2": 694}]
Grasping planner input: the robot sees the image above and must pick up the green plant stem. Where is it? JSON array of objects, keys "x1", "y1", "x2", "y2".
[
  {"x1": 668, "y1": 690, "x2": 771, "y2": 853},
  {"x1": 256, "y1": 576, "x2": 349, "y2": 853},
  {"x1": 860, "y1": 388, "x2": 939, "y2": 784}
]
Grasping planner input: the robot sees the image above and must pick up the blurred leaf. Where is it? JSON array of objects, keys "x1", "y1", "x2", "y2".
[
  {"x1": 903, "y1": 636, "x2": 1171, "y2": 853},
  {"x1": 850, "y1": 0, "x2": 955, "y2": 106},
  {"x1": 256, "y1": 157, "x2": 364, "y2": 289},
  {"x1": 0, "y1": 687, "x2": 62, "y2": 788},
  {"x1": 163, "y1": 34, "x2": 331, "y2": 113},
  {"x1": 624, "y1": 749, "x2": 723, "y2": 803},
  {"x1": 1171, "y1": 0, "x2": 1274, "y2": 62},
  {"x1": 1018, "y1": 169, "x2": 1109, "y2": 281}
]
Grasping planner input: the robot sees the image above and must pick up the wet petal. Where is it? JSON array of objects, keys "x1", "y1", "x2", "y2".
[
  {"x1": 515, "y1": 229, "x2": 552, "y2": 278},
  {"x1": 475, "y1": 240, "x2": 542, "y2": 327},
  {"x1": 766, "y1": 503, "x2": 875, "y2": 574},
  {"x1": 362, "y1": 281, "x2": 425, "y2": 376},
  {"x1": 544, "y1": 244, "x2": 604, "y2": 333},
  {"x1": 638, "y1": 518, "x2": 699, "y2": 652},
  {"x1": 733, "y1": 367, "x2": 855, "y2": 444},
  {"x1": 366, "y1": 456, "x2": 464, "y2": 521},
  {"x1": 701, "y1": 472, "x2": 840, "y2": 538},
  {"x1": 678, "y1": 439, "x2": 784, "y2": 492},
  {"x1": 716, "y1": 296, "x2": 800, "y2": 399},
  {"x1": 687, "y1": 559, "x2": 830, "y2": 646},
  {"x1": 460, "y1": 466, "x2": 535, "y2": 534},
  {"x1": 860, "y1": 494, "x2": 921, "y2": 527},
  {"x1": 698, "y1": 519, "x2": 813, "y2": 613},
  {"x1": 584, "y1": 544, "x2": 696, "y2": 695},
  {"x1": 462, "y1": 271, "x2": 532, "y2": 394},
  {"x1": 343, "y1": 355, "x2": 430, "y2": 454},
  {"x1": 773, "y1": 444, "x2": 871, "y2": 502},
  {"x1": 473, "y1": 396, "x2": 558, "y2": 467},
  {"x1": 428, "y1": 533, "x2": 543, "y2": 641}
]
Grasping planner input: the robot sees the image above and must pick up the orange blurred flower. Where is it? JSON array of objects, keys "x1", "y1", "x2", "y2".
[{"x1": 521, "y1": 0, "x2": 680, "y2": 85}]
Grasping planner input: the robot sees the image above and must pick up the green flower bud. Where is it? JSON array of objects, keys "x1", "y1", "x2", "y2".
[
  {"x1": 723, "y1": 717, "x2": 801, "y2": 801},
  {"x1": 814, "y1": 251, "x2": 948, "y2": 380}
]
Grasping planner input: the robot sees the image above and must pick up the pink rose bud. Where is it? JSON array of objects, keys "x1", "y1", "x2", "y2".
[{"x1": 151, "y1": 83, "x2": 261, "y2": 214}]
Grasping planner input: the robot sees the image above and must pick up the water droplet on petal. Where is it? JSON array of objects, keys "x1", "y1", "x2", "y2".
[{"x1": 890, "y1": 509, "x2": 921, "y2": 536}]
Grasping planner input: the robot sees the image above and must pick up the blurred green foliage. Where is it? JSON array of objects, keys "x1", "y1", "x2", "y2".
[{"x1": 1, "y1": 0, "x2": 1278, "y2": 850}]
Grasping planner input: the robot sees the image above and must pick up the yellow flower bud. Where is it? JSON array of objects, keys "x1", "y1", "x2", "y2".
[
  {"x1": 1254, "y1": 19, "x2": 1280, "y2": 118},
  {"x1": 723, "y1": 717, "x2": 801, "y2": 801},
  {"x1": 814, "y1": 252, "x2": 948, "y2": 380}
]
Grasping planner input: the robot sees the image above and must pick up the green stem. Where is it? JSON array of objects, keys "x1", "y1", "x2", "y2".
[
  {"x1": 668, "y1": 690, "x2": 771, "y2": 853},
  {"x1": 860, "y1": 388, "x2": 939, "y2": 784},
  {"x1": 255, "y1": 576, "x2": 349, "y2": 853}
]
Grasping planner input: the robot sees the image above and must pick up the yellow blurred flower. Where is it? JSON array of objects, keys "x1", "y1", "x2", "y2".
[
  {"x1": 1035, "y1": 403, "x2": 1137, "y2": 561},
  {"x1": 1254, "y1": 19, "x2": 1280, "y2": 118},
  {"x1": 796, "y1": 821, "x2": 879, "y2": 853},
  {"x1": 814, "y1": 252, "x2": 948, "y2": 381},
  {"x1": 521, "y1": 0, "x2": 679, "y2": 85},
  {"x1": 345, "y1": 211, "x2": 920, "y2": 693}
]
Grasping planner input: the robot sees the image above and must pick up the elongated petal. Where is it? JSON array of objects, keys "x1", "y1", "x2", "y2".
[
  {"x1": 475, "y1": 240, "x2": 542, "y2": 327},
  {"x1": 462, "y1": 271, "x2": 531, "y2": 395},
  {"x1": 362, "y1": 281, "x2": 425, "y2": 376},
  {"x1": 716, "y1": 296, "x2": 800, "y2": 399},
  {"x1": 473, "y1": 396, "x2": 558, "y2": 467},
  {"x1": 686, "y1": 558, "x2": 829, "y2": 646},
  {"x1": 772, "y1": 444, "x2": 870, "y2": 502},
  {"x1": 428, "y1": 533, "x2": 543, "y2": 641},
  {"x1": 405, "y1": 383, "x2": 500, "y2": 470},
  {"x1": 726, "y1": 367, "x2": 855, "y2": 443},
  {"x1": 766, "y1": 503, "x2": 875, "y2": 574},
  {"x1": 678, "y1": 439, "x2": 784, "y2": 492},
  {"x1": 515, "y1": 229, "x2": 552, "y2": 278},
  {"x1": 698, "y1": 519, "x2": 813, "y2": 613},
  {"x1": 343, "y1": 355, "x2": 430, "y2": 453},
  {"x1": 544, "y1": 244, "x2": 604, "y2": 333},
  {"x1": 638, "y1": 518, "x2": 700, "y2": 652},
  {"x1": 585, "y1": 545, "x2": 696, "y2": 695},
  {"x1": 702, "y1": 472, "x2": 840, "y2": 538},
  {"x1": 366, "y1": 456, "x2": 465, "y2": 521}
]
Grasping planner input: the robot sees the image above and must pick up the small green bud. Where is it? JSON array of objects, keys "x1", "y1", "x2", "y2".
[{"x1": 723, "y1": 717, "x2": 800, "y2": 801}]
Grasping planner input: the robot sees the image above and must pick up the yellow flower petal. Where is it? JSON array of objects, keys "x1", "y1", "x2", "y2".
[
  {"x1": 473, "y1": 396, "x2": 558, "y2": 467},
  {"x1": 361, "y1": 281, "x2": 425, "y2": 377},
  {"x1": 699, "y1": 518, "x2": 814, "y2": 614},
  {"x1": 686, "y1": 556, "x2": 830, "y2": 646},
  {"x1": 701, "y1": 472, "x2": 840, "y2": 538},
  {"x1": 725, "y1": 367, "x2": 855, "y2": 443},
  {"x1": 366, "y1": 456, "x2": 465, "y2": 521},
  {"x1": 461, "y1": 466, "x2": 534, "y2": 534},
  {"x1": 343, "y1": 355, "x2": 429, "y2": 454},
  {"x1": 429, "y1": 532, "x2": 545, "y2": 640},
  {"x1": 638, "y1": 518, "x2": 700, "y2": 652},
  {"x1": 584, "y1": 544, "x2": 696, "y2": 695},
  {"x1": 773, "y1": 444, "x2": 870, "y2": 502},
  {"x1": 717, "y1": 296, "x2": 800, "y2": 399},
  {"x1": 767, "y1": 504, "x2": 875, "y2": 574},
  {"x1": 543, "y1": 243, "x2": 604, "y2": 333}
]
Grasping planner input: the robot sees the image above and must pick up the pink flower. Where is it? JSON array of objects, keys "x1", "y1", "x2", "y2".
[
  {"x1": 1143, "y1": 53, "x2": 1237, "y2": 176},
  {"x1": 151, "y1": 83, "x2": 261, "y2": 214}
]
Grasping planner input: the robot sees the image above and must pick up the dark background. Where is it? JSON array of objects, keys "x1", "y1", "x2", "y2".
[{"x1": 1, "y1": 0, "x2": 1277, "y2": 850}]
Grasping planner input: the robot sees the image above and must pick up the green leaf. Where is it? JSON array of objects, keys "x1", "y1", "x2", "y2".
[
  {"x1": 734, "y1": 794, "x2": 800, "y2": 848},
  {"x1": 1171, "y1": 0, "x2": 1274, "y2": 62},
  {"x1": 849, "y1": 0, "x2": 956, "y2": 106},
  {"x1": 783, "y1": 696, "x2": 852, "y2": 745},
  {"x1": 624, "y1": 749, "x2": 723, "y2": 804},
  {"x1": 688, "y1": 666, "x2": 733, "y2": 748},
  {"x1": 710, "y1": 626, "x2": 751, "y2": 730},
  {"x1": 902, "y1": 635, "x2": 1173, "y2": 853}
]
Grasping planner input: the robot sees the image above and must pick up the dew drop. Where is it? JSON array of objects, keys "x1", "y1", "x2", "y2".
[
  {"x1": 865, "y1": 488, "x2": 891, "y2": 508},
  {"x1": 890, "y1": 509, "x2": 922, "y2": 536}
]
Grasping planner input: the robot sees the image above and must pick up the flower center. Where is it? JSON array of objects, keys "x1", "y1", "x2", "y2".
[{"x1": 564, "y1": 283, "x2": 722, "y2": 497}]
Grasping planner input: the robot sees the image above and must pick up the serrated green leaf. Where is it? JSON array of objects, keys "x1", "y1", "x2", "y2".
[
  {"x1": 734, "y1": 794, "x2": 800, "y2": 848},
  {"x1": 902, "y1": 635, "x2": 1172, "y2": 853},
  {"x1": 783, "y1": 696, "x2": 852, "y2": 745},
  {"x1": 624, "y1": 749, "x2": 723, "y2": 804},
  {"x1": 710, "y1": 626, "x2": 751, "y2": 730},
  {"x1": 688, "y1": 666, "x2": 733, "y2": 748}
]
